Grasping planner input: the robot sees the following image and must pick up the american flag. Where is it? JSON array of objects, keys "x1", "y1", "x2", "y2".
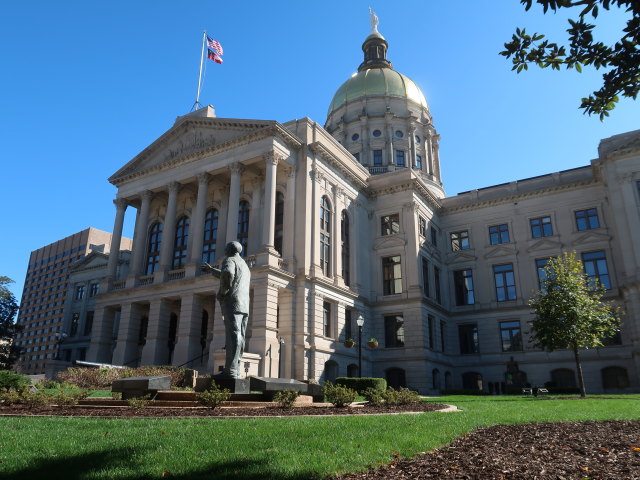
[
  {"x1": 207, "y1": 49, "x2": 223, "y2": 64},
  {"x1": 206, "y1": 35, "x2": 223, "y2": 56}
]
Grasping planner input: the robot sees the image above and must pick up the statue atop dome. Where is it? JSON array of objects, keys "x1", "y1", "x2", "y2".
[{"x1": 369, "y1": 8, "x2": 379, "y2": 34}]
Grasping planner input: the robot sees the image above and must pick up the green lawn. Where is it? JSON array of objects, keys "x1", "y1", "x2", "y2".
[{"x1": 1, "y1": 395, "x2": 638, "y2": 480}]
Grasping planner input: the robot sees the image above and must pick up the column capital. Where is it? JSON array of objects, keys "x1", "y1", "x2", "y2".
[
  {"x1": 113, "y1": 198, "x2": 128, "y2": 210},
  {"x1": 197, "y1": 172, "x2": 210, "y2": 185},
  {"x1": 228, "y1": 162, "x2": 245, "y2": 176},
  {"x1": 263, "y1": 151, "x2": 283, "y2": 166},
  {"x1": 167, "y1": 181, "x2": 180, "y2": 195},
  {"x1": 140, "y1": 190, "x2": 153, "y2": 202}
]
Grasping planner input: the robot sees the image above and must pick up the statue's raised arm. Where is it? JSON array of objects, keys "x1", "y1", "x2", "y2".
[
  {"x1": 201, "y1": 262, "x2": 221, "y2": 278},
  {"x1": 369, "y1": 7, "x2": 379, "y2": 33}
]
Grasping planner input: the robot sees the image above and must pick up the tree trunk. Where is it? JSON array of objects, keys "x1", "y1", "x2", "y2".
[{"x1": 573, "y1": 345, "x2": 587, "y2": 398}]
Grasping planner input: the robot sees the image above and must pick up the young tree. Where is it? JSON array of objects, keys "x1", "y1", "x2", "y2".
[
  {"x1": 528, "y1": 252, "x2": 621, "y2": 397},
  {"x1": 501, "y1": 0, "x2": 639, "y2": 119},
  {"x1": 0, "y1": 276, "x2": 22, "y2": 369}
]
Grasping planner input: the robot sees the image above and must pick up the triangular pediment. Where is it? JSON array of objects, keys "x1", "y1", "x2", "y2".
[
  {"x1": 109, "y1": 117, "x2": 278, "y2": 184},
  {"x1": 526, "y1": 237, "x2": 563, "y2": 253},
  {"x1": 446, "y1": 250, "x2": 477, "y2": 264},
  {"x1": 373, "y1": 235, "x2": 407, "y2": 251},
  {"x1": 484, "y1": 244, "x2": 517, "y2": 259},
  {"x1": 70, "y1": 252, "x2": 108, "y2": 272},
  {"x1": 572, "y1": 230, "x2": 610, "y2": 245}
]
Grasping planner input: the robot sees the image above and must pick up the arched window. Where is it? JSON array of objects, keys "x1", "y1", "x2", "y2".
[
  {"x1": 550, "y1": 368, "x2": 576, "y2": 389},
  {"x1": 167, "y1": 313, "x2": 178, "y2": 364},
  {"x1": 341, "y1": 210, "x2": 350, "y2": 285},
  {"x1": 462, "y1": 371, "x2": 483, "y2": 391},
  {"x1": 202, "y1": 209, "x2": 218, "y2": 263},
  {"x1": 347, "y1": 364, "x2": 359, "y2": 378},
  {"x1": 274, "y1": 192, "x2": 284, "y2": 255},
  {"x1": 444, "y1": 371, "x2": 452, "y2": 389},
  {"x1": 237, "y1": 200, "x2": 250, "y2": 256},
  {"x1": 145, "y1": 223, "x2": 163, "y2": 275},
  {"x1": 320, "y1": 196, "x2": 331, "y2": 276},
  {"x1": 172, "y1": 216, "x2": 190, "y2": 269},
  {"x1": 386, "y1": 367, "x2": 407, "y2": 390},
  {"x1": 602, "y1": 366, "x2": 630, "y2": 390},
  {"x1": 324, "y1": 360, "x2": 338, "y2": 383}
]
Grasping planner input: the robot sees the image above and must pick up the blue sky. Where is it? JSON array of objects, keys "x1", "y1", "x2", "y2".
[{"x1": 0, "y1": 1, "x2": 637, "y2": 300}]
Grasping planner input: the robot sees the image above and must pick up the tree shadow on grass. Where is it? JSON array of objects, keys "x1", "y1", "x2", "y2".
[{"x1": 0, "y1": 447, "x2": 318, "y2": 480}]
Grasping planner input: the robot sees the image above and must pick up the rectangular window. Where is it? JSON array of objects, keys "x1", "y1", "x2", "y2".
[
  {"x1": 428, "y1": 314, "x2": 435, "y2": 349},
  {"x1": 83, "y1": 311, "x2": 94, "y2": 336},
  {"x1": 75, "y1": 286, "x2": 84, "y2": 300},
  {"x1": 418, "y1": 216, "x2": 427, "y2": 237},
  {"x1": 434, "y1": 266, "x2": 441, "y2": 303},
  {"x1": 575, "y1": 208, "x2": 600, "y2": 231},
  {"x1": 422, "y1": 257, "x2": 430, "y2": 297},
  {"x1": 395, "y1": 150, "x2": 405, "y2": 167},
  {"x1": 323, "y1": 302, "x2": 332, "y2": 337},
  {"x1": 530, "y1": 216, "x2": 553, "y2": 238},
  {"x1": 382, "y1": 256, "x2": 402, "y2": 295},
  {"x1": 344, "y1": 308, "x2": 352, "y2": 340},
  {"x1": 453, "y1": 269, "x2": 475, "y2": 305},
  {"x1": 384, "y1": 315, "x2": 405, "y2": 348},
  {"x1": 536, "y1": 258, "x2": 550, "y2": 290},
  {"x1": 458, "y1": 324, "x2": 478, "y2": 354},
  {"x1": 70, "y1": 313, "x2": 79, "y2": 337},
  {"x1": 500, "y1": 321, "x2": 522, "y2": 352},
  {"x1": 430, "y1": 226, "x2": 438, "y2": 246},
  {"x1": 582, "y1": 251, "x2": 611, "y2": 290},
  {"x1": 440, "y1": 320, "x2": 446, "y2": 351},
  {"x1": 494, "y1": 264, "x2": 517, "y2": 301},
  {"x1": 381, "y1": 214, "x2": 400, "y2": 235},
  {"x1": 89, "y1": 283, "x2": 99, "y2": 297},
  {"x1": 450, "y1": 230, "x2": 470, "y2": 251},
  {"x1": 415, "y1": 155, "x2": 422, "y2": 169},
  {"x1": 353, "y1": 152, "x2": 360, "y2": 162},
  {"x1": 489, "y1": 224, "x2": 510, "y2": 245},
  {"x1": 373, "y1": 149, "x2": 383, "y2": 166}
]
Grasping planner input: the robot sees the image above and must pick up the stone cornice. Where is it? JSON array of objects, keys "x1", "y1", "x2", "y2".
[
  {"x1": 109, "y1": 119, "x2": 302, "y2": 187},
  {"x1": 368, "y1": 178, "x2": 442, "y2": 211},
  {"x1": 440, "y1": 178, "x2": 600, "y2": 215},
  {"x1": 309, "y1": 142, "x2": 369, "y2": 190}
]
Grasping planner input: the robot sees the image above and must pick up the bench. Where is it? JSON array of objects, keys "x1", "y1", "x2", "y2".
[
  {"x1": 522, "y1": 387, "x2": 549, "y2": 396},
  {"x1": 111, "y1": 375, "x2": 171, "y2": 399}
]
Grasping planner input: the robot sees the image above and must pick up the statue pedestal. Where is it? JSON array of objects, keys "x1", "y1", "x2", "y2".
[{"x1": 212, "y1": 376, "x2": 250, "y2": 394}]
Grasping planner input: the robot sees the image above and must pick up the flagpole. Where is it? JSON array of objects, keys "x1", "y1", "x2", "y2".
[{"x1": 193, "y1": 30, "x2": 206, "y2": 111}]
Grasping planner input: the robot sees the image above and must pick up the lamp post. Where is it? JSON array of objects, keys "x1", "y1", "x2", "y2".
[
  {"x1": 356, "y1": 314, "x2": 364, "y2": 378},
  {"x1": 278, "y1": 337, "x2": 285, "y2": 378}
]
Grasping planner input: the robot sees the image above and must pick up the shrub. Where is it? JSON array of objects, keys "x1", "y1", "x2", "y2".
[
  {"x1": 363, "y1": 387, "x2": 385, "y2": 406},
  {"x1": 41, "y1": 380, "x2": 62, "y2": 389},
  {"x1": 384, "y1": 387, "x2": 421, "y2": 405},
  {"x1": 127, "y1": 394, "x2": 151, "y2": 410},
  {"x1": 54, "y1": 391, "x2": 85, "y2": 406},
  {"x1": 0, "y1": 371, "x2": 31, "y2": 391},
  {"x1": 323, "y1": 382, "x2": 357, "y2": 408},
  {"x1": 335, "y1": 377, "x2": 387, "y2": 395},
  {"x1": 111, "y1": 392, "x2": 122, "y2": 400},
  {"x1": 273, "y1": 390, "x2": 300, "y2": 408},
  {"x1": 58, "y1": 366, "x2": 190, "y2": 389},
  {"x1": 21, "y1": 391, "x2": 54, "y2": 409},
  {"x1": 197, "y1": 383, "x2": 231, "y2": 409},
  {"x1": 0, "y1": 389, "x2": 23, "y2": 405}
]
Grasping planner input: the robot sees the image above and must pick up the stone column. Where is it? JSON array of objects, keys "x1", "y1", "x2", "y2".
[
  {"x1": 262, "y1": 152, "x2": 279, "y2": 252},
  {"x1": 141, "y1": 299, "x2": 171, "y2": 365},
  {"x1": 129, "y1": 190, "x2": 153, "y2": 277},
  {"x1": 409, "y1": 126, "x2": 417, "y2": 168},
  {"x1": 332, "y1": 186, "x2": 343, "y2": 285},
  {"x1": 282, "y1": 166, "x2": 296, "y2": 263},
  {"x1": 87, "y1": 307, "x2": 116, "y2": 363},
  {"x1": 158, "y1": 182, "x2": 180, "y2": 273},
  {"x1": 189, "y1": 173, "x2": 210, "y2": 266},
  {"x1": 172, "y1": 294, "x2": 204, "y2": 367},
  {"x1": 107, "y1": 198, "x2": 127, "y2": 280},
  {"x1": 112, "y1": 303, "x2": 141, "y2": 366},
  {"x1": 225, "y1": 163, "x2": 243, "y2": 244}
]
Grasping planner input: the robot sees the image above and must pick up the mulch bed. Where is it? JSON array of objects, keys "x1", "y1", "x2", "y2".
[
  {"x1": 335, "y1": 420, "x2": 640, "y2": 480},
  {"x1": 0, "y1": 401, "x2": 447, "y2": 418}
]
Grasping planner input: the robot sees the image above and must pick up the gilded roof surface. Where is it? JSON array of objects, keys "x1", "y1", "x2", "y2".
[{"x1": 328, "y1": 68, "x2": 429, "y2": 116}]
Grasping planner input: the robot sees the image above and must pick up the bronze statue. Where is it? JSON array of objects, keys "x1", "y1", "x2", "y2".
[{"x1": 202, "y1": 241, "x2": 251, "y2": 378}]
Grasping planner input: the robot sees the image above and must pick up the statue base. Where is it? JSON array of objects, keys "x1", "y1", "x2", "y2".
[{"x1": 212, "y1": 376, "x2": 250, "y2": 394}]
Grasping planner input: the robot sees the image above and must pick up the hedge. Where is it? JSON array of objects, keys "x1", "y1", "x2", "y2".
[
  {"x1": 335, "y1": 377, "x2": 387, "y2": 394},
  {"x1": 0, "y1": 370, "x2": 31, "y2": 390}
]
